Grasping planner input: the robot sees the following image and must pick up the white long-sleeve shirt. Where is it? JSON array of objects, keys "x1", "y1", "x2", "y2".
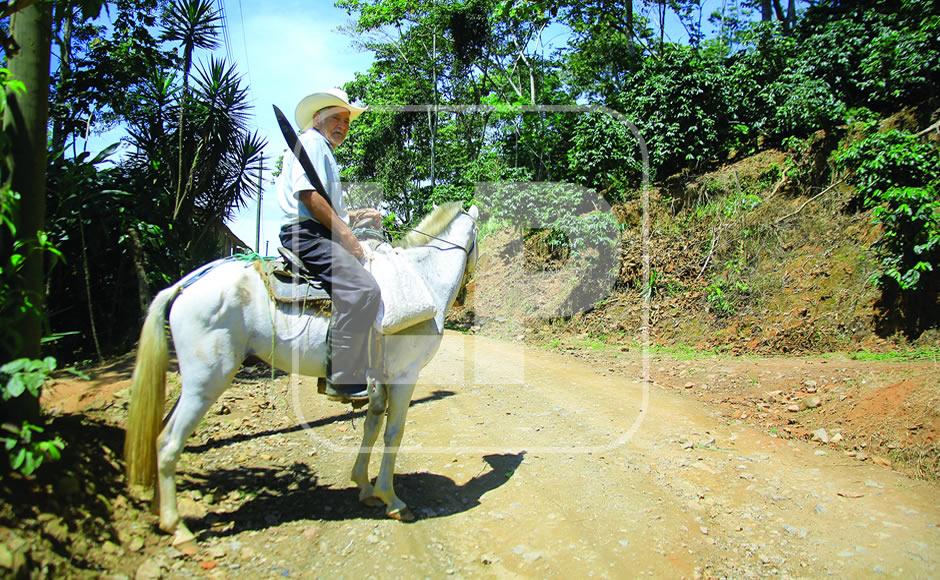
[{"x1": 277, "y1": 128, "x2": 349, "y2": 226}]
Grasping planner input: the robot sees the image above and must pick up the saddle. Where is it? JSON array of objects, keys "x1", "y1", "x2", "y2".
[{"x1": 266, "y1": 247, "x2": 331, "y2": 305}]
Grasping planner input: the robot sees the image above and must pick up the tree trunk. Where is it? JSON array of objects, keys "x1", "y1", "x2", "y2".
[
  {"x1": 761, "y1": 0, "x2": 772, "y2": 21},
  {"x1": 51, "y1": 0, "x2": 72, "y2": 154},
  {"x1": 659, "y1": 1, "x2": 665, "y2": 54},
  {"x1": 430, "y1": 28, "x2": 436, "y2": 192},
  {"x1": 786, "y1": 0, "x2": 796, "y2": 28},
  {"x1": 174, "y1": 45, "x2": 193, "y2": 221},
  {"x1": 78, "y1": 214, "x2": 103, "y2": 362},
  {"x1": 126, "y1": 225, "x2": 152, "y2": 320},
  {"x1": 626, "y1": 0, "x2": 633, "y2": 39},
  {"x1": 3, "y1": 2, "x2": 51, "y2": 363},
  {"x1": 772, "y1": 0, "x2": 788, "y2": 30},
  {"x1": 2, "y1": 3, "x2": 51, "y2": 423}
]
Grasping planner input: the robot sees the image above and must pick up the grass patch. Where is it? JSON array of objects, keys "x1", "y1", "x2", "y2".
[
  {"x1": 580, "y1": 336, "x2": 609, "y2": 350},
  {"x1": 478, "y1": 217, "x2": 511, "y2": 241},
  {"x1": 888, "y1": 444, "x2": 940, "y2": 481},
  {"x1": 847, "y1": 347, "x2": 940, "y2": 362},
  {"x1": 643, "y1": 342, "x2": 721, "y2": 360}
]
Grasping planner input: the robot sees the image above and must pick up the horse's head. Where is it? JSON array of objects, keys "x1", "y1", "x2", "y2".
[
  {"x1": 393, "y1": 202, "x2": 479, "y2": 306},
  {"x1": 394, "y1": 203, "x2": 478, "y2": 260}
]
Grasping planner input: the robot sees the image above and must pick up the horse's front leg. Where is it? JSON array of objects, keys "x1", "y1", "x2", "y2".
[
  {"x1": 351, "y1": 381, "x2": 387, "y2": 506},
  {"x1": 370, "y1": 380, "x2": 417, "y2": 521}
]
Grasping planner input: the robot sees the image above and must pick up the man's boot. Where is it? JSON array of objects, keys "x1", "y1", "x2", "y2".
[{"x1": 325, "y1": 328, "x2": 370, "y2": 402}]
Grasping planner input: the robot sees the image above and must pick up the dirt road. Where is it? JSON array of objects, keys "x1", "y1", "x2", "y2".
[{"x1": 106, "y1": 330, "x2": 932, "y2": 578}]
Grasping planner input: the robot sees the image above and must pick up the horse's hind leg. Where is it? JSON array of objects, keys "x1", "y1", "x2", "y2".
[
  {"x1": 157, "y1": 366, "x2": 234, "y2": 546},
  {"x1": 351, "y1": 382, "x2": 387, "y2": 506}
]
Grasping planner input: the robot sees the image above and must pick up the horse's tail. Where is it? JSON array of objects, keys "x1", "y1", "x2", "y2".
[{"x1": 124, "y1": 284, "x2": 179, "y2": 488}]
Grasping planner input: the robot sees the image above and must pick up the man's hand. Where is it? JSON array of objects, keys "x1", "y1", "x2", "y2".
[
  {"x1": 347, "y1": 238, "x2": 366, "y2": 261},
  {"x1": 349, "y1": 208, "x2": 383, "y2": 228}
]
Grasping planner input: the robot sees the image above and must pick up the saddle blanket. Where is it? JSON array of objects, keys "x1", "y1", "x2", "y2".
[{"x1": 365, "y1": 243, "x2": 437, "y2": 334}]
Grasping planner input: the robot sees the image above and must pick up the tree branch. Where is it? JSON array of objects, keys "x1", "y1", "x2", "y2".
[
  {"x1": 774, "y1": 177, "x2": 847, "y2": 225},
  {"x1": 1, "y1": 0, "x2": 39, "y2": 19}
]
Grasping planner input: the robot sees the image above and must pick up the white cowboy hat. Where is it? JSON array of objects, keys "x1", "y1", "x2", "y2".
[{"x1": 294, "y1": 88, "x2": 367, "y2": 131}]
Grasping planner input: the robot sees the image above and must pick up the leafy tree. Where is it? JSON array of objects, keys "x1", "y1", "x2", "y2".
[
  {"x1": 794, "y1": 2, "x2": 939, "y2": 112},
  {"x1": 620, "y1": 43, "x2": 736, "y2": 177},
  {"x1": 338, "y1": 0, "x2": 484, "y2": 223},
  {"x1": 567, "y1": 111, "x2": 644, "y2": 197},
  {"x1": 49, "y1": 0, "x2": 172, "y2": 153},
  {"x1": 40, "y1": 1, "x2": 265, "y2": 357}
]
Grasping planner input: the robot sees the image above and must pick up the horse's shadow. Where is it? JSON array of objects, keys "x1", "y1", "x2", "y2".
[
  {"x1": 186, "y1": 390, "x2": 457, "y2": 453},
  {"x1": 182, "y1": 452, "x2": 524, "y2": 538}
]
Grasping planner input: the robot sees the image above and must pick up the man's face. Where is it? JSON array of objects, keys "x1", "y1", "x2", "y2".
[{"x1": 314, "y1": 107, "x2": 351, "y2": 148}]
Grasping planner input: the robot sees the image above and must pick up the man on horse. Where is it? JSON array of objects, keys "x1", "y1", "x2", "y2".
[{"x1": 277, "y1": 88, "x2": 381, "y2": 403}]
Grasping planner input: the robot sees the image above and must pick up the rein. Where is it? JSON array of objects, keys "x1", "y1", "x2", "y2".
[{"x1": 392, "y1": 211, "x2": 478, "y2": 255}]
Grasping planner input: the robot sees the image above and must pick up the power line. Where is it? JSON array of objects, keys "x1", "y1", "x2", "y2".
[
  {"x1": 231, "y1": 0, "x2": 260, "y2": 252},
  {"x1": 235, "y1": 0, "x2": 252, "y2": 85},
  {"x1": 216, "y1": 0, "x2": 233, "y2": 63}
]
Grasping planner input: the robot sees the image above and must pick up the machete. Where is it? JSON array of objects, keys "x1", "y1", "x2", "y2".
[{"x1": 272, "y1": 104, "x2": 334, "y2": 209}]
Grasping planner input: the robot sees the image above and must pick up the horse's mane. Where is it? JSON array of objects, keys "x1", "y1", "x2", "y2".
[{"x1": 393, "y1": 202, "x2": 464, "y2": 249}]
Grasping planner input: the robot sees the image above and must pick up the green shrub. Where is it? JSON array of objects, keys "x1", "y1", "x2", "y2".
[
  {"x1": 763, "y1": 72, "x2": 845, "y2": 137},
  {"x1": 550, "y1": 211, "x2": 620, "y2": 258},
  {"x1": 484, "y1": 181, "x2": 586, "y2": 228},
  {"x1": 706, "y1": 282, "x2": 734, "y2": 317},
  {"x1": 1, "y1": 421, "x2": 65, "y2": 477},
  {"x1": 728, "y1": 22, "x2": 794, "y2": 136},
  {"x1": 796, "y1": 3, "x2": 939, "y2": 110},
  {"x1": 1, "y1": 357, "x2": 66, "y2": 476},
  {"x1": 835, "y1": 130, "x2": 939, "y2": 291},
  {"x1": 622, "y1": 44, "x2": 736, "y2": 177},
  {"x1": 567, "y1": 112, "x2": 644, "y2": 195}
]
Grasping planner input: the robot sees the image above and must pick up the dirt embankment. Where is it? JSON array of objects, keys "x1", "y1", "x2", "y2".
[{"x1": 457, "y1": 144, "x2": 938, "y2": 356}]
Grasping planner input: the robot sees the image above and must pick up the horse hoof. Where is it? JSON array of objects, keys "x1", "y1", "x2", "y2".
[
  {"x1": 172, "y1": 525, "x2": 197, "y2": 551},
  {"x1": 175, "y1": 539, "x2": 198, "y2": 556},
  {"x1": 387, "y1": 507, "x2": 415, "y2": 522},
  {"x1": 360, "y1": 496, "x2": 384, "y2": 508}
]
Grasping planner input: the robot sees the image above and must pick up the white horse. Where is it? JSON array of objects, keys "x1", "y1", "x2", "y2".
[{"x1": 124, "y1": 203, "x2": 478, "y2": 546}]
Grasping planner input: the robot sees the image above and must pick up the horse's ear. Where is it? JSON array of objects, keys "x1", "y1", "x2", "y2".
[{"x1": 468, "y1": 205, "x2": 480, "y2": 220}]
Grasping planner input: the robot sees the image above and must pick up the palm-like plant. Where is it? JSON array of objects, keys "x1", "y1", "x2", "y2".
[
  {"x1": 122, "y1": 54, "x2": 265, "y2": 268},
  {"x1": 160, "y1": 0, "x2": 221, "y2": 220},
  {"x1": 125, "y1": 69, "x2": 178, "y2": 178},
  {"x1": 187, "y1": 57, "x2": 265, "y2": 242}
]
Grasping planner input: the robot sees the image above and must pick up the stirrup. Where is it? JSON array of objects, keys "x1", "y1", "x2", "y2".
[
  {"x1": 277, "y1": 246, "x2": 310, "y2": 275},
  {"x1": 321, "y1": 378, "x2": 371, "y2": 409}
]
